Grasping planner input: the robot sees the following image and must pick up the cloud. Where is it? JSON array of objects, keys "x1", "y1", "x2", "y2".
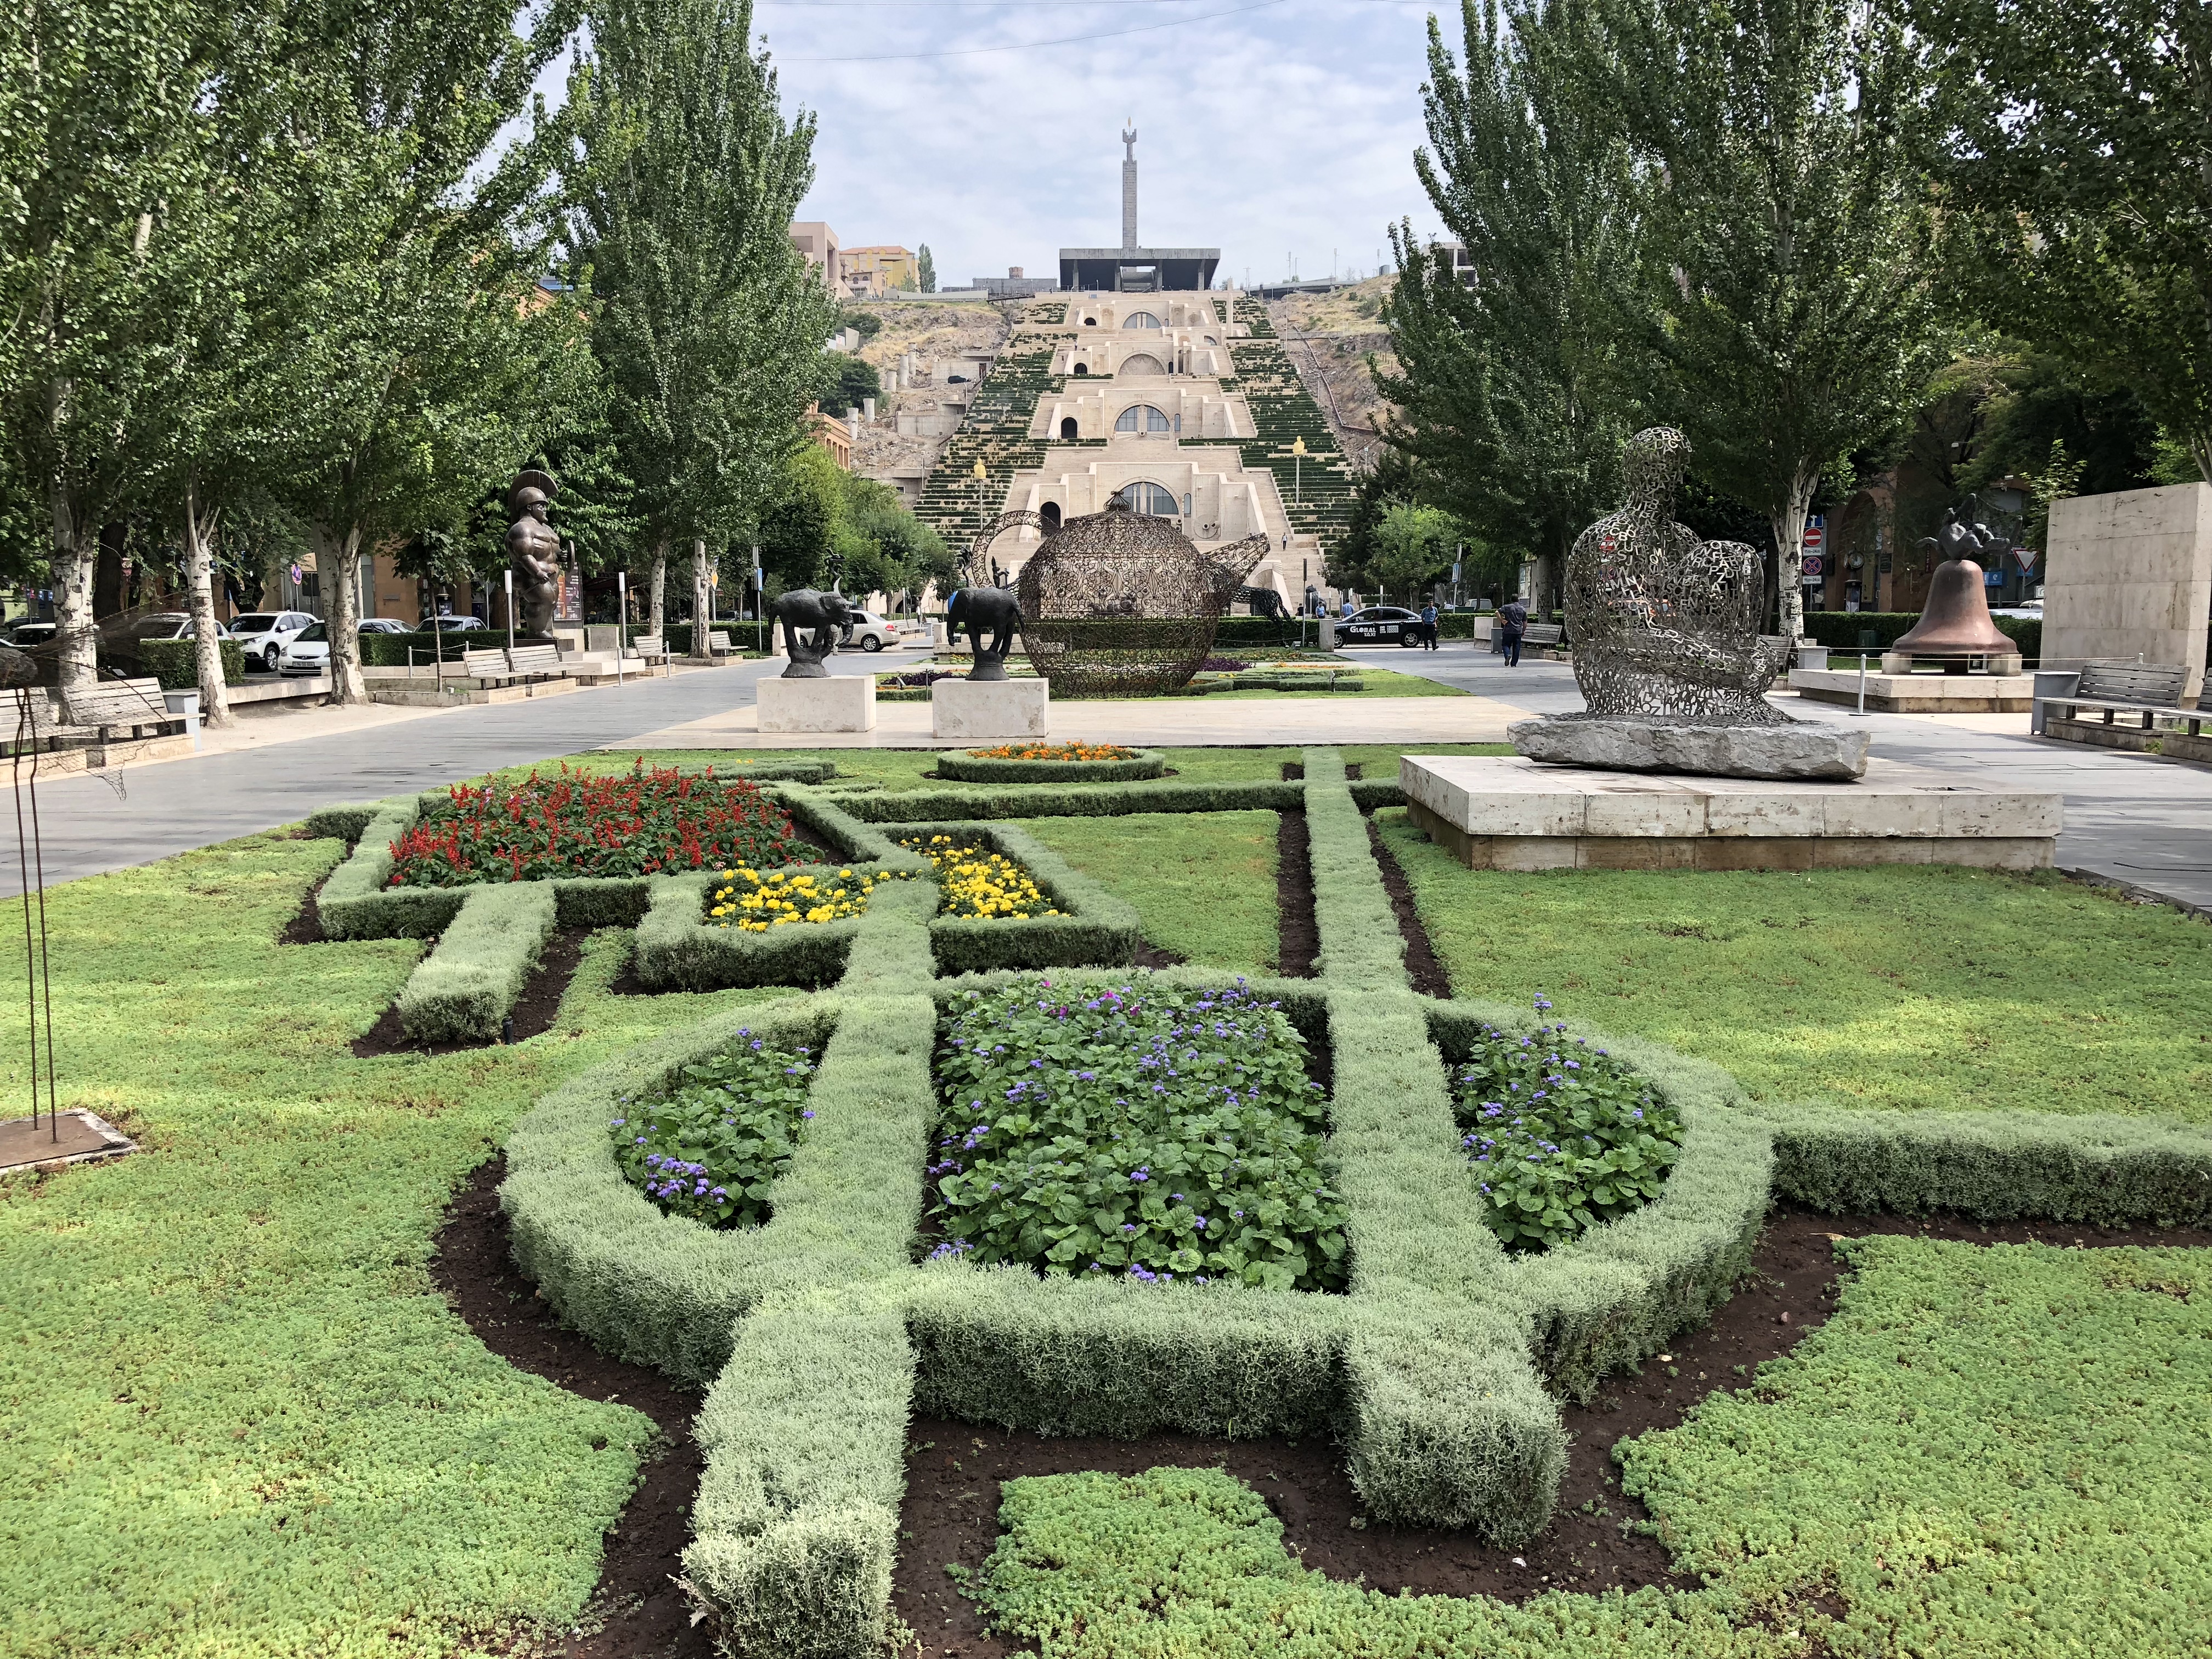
[{"x1": 768, "y1": 0, "x2": 1454, "y2": 284}]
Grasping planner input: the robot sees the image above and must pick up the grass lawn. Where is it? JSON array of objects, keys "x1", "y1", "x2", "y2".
[
  {"x1": 971, "y1": 1235, "x2": 2212, "y2": 1658},
  {"x1": 0, "y1": 833, "x2": 783, "y2": 1658},
  {"x1": 1374, "y1": 808, "x2": 2212, "y2": 1119},
  {"x1": 1020, "y1": 810, "x2": 1280, "y2": 972},
  {"x1": 551, "y1": 743, "x2": 1514, "y2": 793}
]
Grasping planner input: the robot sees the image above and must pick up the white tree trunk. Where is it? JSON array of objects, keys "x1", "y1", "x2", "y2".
[
  {"x1": 649, "y1": 541, "x2": 667, "y2": 635},
  {"x1": 183, "y1": 483, "x2": 233, "y2": 727},
  {"x1": 317, "y1": 522, "x2": 368, "y2": 704},
  {"x1": 1770, "y1": 466, "x2": 1821, "y2": 646},
  {"x1": 46, "y1": 477, "x2": 97, "y2": 693},
  {"x1": 692, "y1": 539, "x2": 712, "y2": 657}
]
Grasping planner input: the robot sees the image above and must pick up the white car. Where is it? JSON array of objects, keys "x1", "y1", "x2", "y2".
[
  {"x1": 229, "y1": 611, "x2": 318, "y2": 674},
  {"x1": 277, "y1": 618, "x2": 411, "y2": 675},
  {"x1": 840, "y1": 610, "x2": 908, "y2": 652}
]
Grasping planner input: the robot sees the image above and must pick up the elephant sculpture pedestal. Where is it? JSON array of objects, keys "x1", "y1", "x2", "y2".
[
  {"x1": 758, "y1": 675, "x2": 876, "y2": 733},
  {"x1": 931, "y1": 676, "x2": 1048, "y2": 741}
]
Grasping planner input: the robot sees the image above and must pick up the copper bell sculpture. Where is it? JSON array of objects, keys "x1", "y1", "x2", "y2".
[{"x1": 1887, "y1": 509, "x2": 2022, "y2": 672}]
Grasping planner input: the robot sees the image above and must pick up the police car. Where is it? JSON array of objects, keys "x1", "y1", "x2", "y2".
[{"x1": 1334, "y1": 606, "x2": 1428, "y2": 646}]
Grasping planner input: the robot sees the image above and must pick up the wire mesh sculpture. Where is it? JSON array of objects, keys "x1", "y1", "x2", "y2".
[
  {"x1": 997, "y1": 501, "x2": 1267, "y2": 697},
  {"x1": 1562, "y1": 427, "x2": 1793, "y2": 722}
]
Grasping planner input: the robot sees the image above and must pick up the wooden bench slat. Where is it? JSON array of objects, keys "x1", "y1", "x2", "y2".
[{"x1": 2074, "y1": 660, "x2": 2191, "y2": 706}]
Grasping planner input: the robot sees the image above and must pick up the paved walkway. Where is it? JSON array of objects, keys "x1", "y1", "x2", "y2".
[{"x1": 8, "y1": 640, "x2": 2210, "y2": 910}]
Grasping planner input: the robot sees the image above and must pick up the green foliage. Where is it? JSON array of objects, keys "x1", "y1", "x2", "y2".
[
  {"x1": 1376, "y1": 2, "x2": 1637, "y2": 608},
  {"x1": 838, "y1": 308, "x2": 881, "y2": 340},
  {"x1": 973, "y1": 1237, "x2": 2212, "y2": 1657},
  {"x1": 933, "y1": 748, "x2": 1166, "y2": 785},
  {"x1": 1379, "y1": 810, "x2": 2212, "y2": 1119},
  {"x1": 817, "y1": 351, "x2": 879, "y2": 417},
  {"x1": 916, "y1": 244, "x2": 935, "y2": 292},
  {"x1": 932, "y1": 978, "x2": 1348, "y2": 1291},
  {"x1": 0, "y1": 830, "x2": 799, "y2": 1657},
  {"x1": 130, "y1": 636, "x2": 244, "y2": 687},
  {"x1": 611, "y1": 1029, "x2": 819, "y2": 1227},
  {"x1": 1019, "y1": 809, "x2": 1280, "y2": 973},
  {"x1": 396, "y1": 879, "x2": 556, "y2": 1042},
  {"x1": 1454, "y1": 1006, "x2": 1684, "y2": 1250},
  {"x1": 1369, "y1": 499, "x2": 1462, "y2": 600},
  {"x1": 1912, "y1": 0, "x2": 2212, "y2": 479}
]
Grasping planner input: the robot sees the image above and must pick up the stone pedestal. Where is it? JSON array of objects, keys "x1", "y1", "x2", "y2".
[
  {"x1": 1791, "y1": 667, "x2": 2033, "y2": 713},
  {"x1": 1400, "y1": 754, "x2": 2061, "y2": 872},
  {"x1": 1880, "y1": 651, "x2": 2023, "y2": 677},
  {"x1": 932, "y1": 676, "x2": 1048, "y2": 740},
  {"x1": 758, "y1": 674, "x2": 875, "y2": 732},
  {"x1": 1510, "y1": 714, "x2": 1869, "y2": 780}
]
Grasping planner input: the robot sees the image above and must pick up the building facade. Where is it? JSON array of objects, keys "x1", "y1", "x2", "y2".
[{"x1": 842, "y1": 245, "x2": 918, "y2": 296}]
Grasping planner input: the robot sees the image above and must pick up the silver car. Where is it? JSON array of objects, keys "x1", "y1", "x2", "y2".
[{"x1": 228, "y1": 610, "x2": 318, "y2": 674}]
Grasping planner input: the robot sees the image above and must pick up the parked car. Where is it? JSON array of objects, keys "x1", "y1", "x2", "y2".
[
  {"x1": 1332, "y1": 606, "x2": 1427, "y2": 646},
  {"x1": 129, "y1": 611, "x2": 232, "y2": 642},
  {"x1": 422, "y1": 614, "x2": 487, "y2": 633},
  {"x1": 2, "y1": 620, "x2": 56, "y2": 650},
  {"x1": 357, "y1": 618, "x2": 413, "y2": 635},
  {"x1": 278, "y1": 622, "x2": 331, "y2": 676},
  {"x1": 839, "y1": 610, "x2": 907, "y2": 652},
  {"x1": 228, "y1": 611, "x2": 317, "y2": 673}
]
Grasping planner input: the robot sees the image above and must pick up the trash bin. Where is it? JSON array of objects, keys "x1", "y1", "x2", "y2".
[
  {"x1": 163, "y1": 689, "x2": 202, "y2": 752},
  {"x1": 1795, "y1": 645, "x2": 1830, "y2": 672},
  {"x1": 2030, "y1": 669, "x2": 2079, "y2": 737}
]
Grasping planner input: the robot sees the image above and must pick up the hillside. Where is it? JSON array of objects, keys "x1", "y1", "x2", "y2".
[{"x1": 1265, "y1": 275, "x2": 1398, "y2": 470}]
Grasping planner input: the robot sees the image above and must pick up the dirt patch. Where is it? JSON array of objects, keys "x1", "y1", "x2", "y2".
[
  {"x1": 1276, "y1": 810, "x2": 1319, "y2": 978},
  {"x1": 1131, "y1": 941, "x2": 1187, "y2": 969},
  {"x1": 436, "y1": 1156, "x2": 710, "y2": 1659},
  {"x1": 1281, "y1": 761, "x2": 1305, "y2": 781},
  {"x1": 280, "y1": 876, "x2": 330, "y2": 945},
  {"x1": 893, "y1": 1204, "x2": 2212, "y2": 1653},
  {"x1": 351, "y1": 927, "x2": 586, "y2": 1057},
  {"x1": 1343, "y1": 762, "x2": 1363, "y2": 781},
  {"x1": 1364, "y1": 818, "x2": 1451, "y2": 998}
]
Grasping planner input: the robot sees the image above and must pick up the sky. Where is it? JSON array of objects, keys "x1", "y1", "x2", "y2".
[{"x1": 753, "y1": 0, "x2": 1462, "y2": 287}]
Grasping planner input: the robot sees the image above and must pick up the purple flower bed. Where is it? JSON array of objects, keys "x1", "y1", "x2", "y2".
[{"x1": 608, "y1": 1029, "x2": 818, "y2": 1228}]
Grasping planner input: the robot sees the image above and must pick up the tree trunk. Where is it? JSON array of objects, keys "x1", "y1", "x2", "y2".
[
  {"x1": 692, "y1": 539, "x2": 712, "y2": 657},
  {"x1": 1769, "y1": 466, "x2": 1820, "y2": 646},
  {"x1": 649, "y1": 540, "x2": 667, "y2": 635},
  {"x1": 47, "y1": 477, "x2": 98, "y2": 693},
  {"x1": 182, "y1": 484, "x2": 233, "y2": 727},
  {"x1": 94, "y1": 521, "x2": 127, "y2": 618},
  {"x1": 318, "y1": 522, "x2": 369, "y2": 704}
]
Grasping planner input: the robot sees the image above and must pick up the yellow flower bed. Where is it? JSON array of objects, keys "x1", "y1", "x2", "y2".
[
  {"x1": 708, "y1": 865, "x2": 914, "y2": 931},
  {"x1": 898, "y1": 835, "x2": 1061, "y2": 919},
  {"x1": 967, "y1": 741, "x2": 1135, "y2": 761}
]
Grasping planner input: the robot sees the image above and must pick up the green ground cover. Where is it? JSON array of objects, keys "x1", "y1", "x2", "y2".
[
  {"x1": 1020, "y1": 809, "x2": 1281, "y2": 971},
  {"x1": 0, "y1": 833, "x2": 782, "y2": 1658},
  {"x1": 970, "y1": 1234, "x2": 2212, "y2": 1658},
  {"x1": 1376, "y1": 809, "x2": 2212, "y2": 1120}
]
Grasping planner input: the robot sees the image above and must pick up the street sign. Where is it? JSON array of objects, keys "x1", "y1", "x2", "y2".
[
  {"x1": 2015, "y1": 546, "x2": 2039, "y2": 573},
  {"x1": 1803, "y1": 554, "x2": 1825, "y2": 580}
]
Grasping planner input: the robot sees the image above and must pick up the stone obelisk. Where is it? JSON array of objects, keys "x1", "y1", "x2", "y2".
[{"x1": 1121, "y1": 124, "x2": 1138, "y2": 250}]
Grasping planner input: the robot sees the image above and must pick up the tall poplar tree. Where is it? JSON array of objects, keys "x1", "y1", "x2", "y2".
[
  {"x1": 1376, "y1": 1, "x2": 1640, "y2": 620},
  {"x1": 561, "y1": 0, "x2": 837, "y2": 643},
  {"x1": 1592, "y1": 0, "x2": 1943, "y2": 641}
]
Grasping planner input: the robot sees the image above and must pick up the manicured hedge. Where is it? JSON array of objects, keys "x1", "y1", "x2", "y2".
[
  {"x1": 128, "y1": 637, "x2": 246, "y2": 687},
  {"x1": 934, "y1": 748, "x2": 1166, "y2": 785},
  {"x1": 361, "y1": 631, "x2": 472, "y2": 667},
  {"x1": 396, "y1": 881, "x2": 557, "y2": 1042},
  {"x1": 1799, "y1": 610, "x2": 2041, "y2": 660},
  {"x1": 839, "y1": 778, "x2": 1303, "y2": 823},
  {"x1": 896, "y1": 819, "x2": 1141, "y2": 975}
]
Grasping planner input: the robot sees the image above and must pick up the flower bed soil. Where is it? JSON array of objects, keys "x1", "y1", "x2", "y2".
[
  {"x1": 433, "y1": 1157, "x2": 710, "y2": 1659},
  {"x1": 890, "y1": 1204, "x2": 2212, "y2": 1656},
  {"x1": 1364, "y1": 814, "x2": 1451, "y2": 998},
  {"x1": 281, "y1": 876, "x2": 330, "y2": 945},
  {"x1": 1276, "y1": 810, "x2": 1319, "y2": 978},
  {"x1": 351, "y1": 928, "x2": 586, "y2": 1057}
]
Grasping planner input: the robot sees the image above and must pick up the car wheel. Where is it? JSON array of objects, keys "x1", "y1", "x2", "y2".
[
  {"x1": 1398, "y1": 632, "x2": 1417, "y2": 647},
  {"x1": 862, "y1": 634, "x2": 883, "y2": 652}
]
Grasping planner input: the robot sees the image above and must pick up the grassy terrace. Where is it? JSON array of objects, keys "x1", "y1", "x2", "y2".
[{"x1": 1023, "y1": 809, "x2": 1282, "y2": 972}]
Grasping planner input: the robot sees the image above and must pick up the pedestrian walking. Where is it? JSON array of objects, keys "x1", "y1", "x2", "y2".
[
  {"x1": 1498, "y1": 595, "x2": 1528, "y2": 667},
  {"x1": 1419, "y1": 601, "x2": 1440, "y2": 650}
]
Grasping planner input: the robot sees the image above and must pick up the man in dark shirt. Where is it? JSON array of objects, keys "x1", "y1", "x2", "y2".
[{"x1": 1497, "y1": 596, "x2": 1528, "y2": 667}]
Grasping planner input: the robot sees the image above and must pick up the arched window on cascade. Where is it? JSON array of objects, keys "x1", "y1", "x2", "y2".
[
  {"x1": 1112, "y1": 481, "x2": 1180, "y2": 517},
  {"x1": 1040, "y1": 501, "x2": 1063, "y2": 532},
  {"x1": 1124, "y1": 312, "x2": 1163, "y2": 329},
  {"x1": 1113, "y1": 404, "x2": 1173, "y2": 434},
  {"x1": 1059, "y1": 416, "x2": 1079, "y2": 439},
  {"x1": 1073, "y1": 362, "x2": 1089, "y2": 376},
  {"x1": 1115, "y1": 353, "x2": 1166, "y2": 376},
  {"x1": 1203, "y1": 335, "x2": 1218, "y2": 345},
  {"x1": 1084, "y1": 316, "x2": 1098, "y2": 326}
]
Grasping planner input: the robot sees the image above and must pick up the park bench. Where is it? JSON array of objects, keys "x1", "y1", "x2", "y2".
[
  {"x1": 8, "y1": 676, "x2": 179, "y2": 754},
  {"x1": 503, "y1": 644, "x2": 565, "y2": 683},
  {"x1": 2038, "y1": 660, "x2": 2198, "y2": 736},
  {"x1": 1516, "y1": 623, "x2": 1567, "y2": 658},
  {"x1": 628, "y1": 633, "x2": 672, "y2": 677},
  {"x1": 706, "y1": 629, "x2": 734, "y2": 656}
]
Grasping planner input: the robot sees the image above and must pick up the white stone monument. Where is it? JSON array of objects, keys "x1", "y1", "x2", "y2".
[
  {"x1": 758, "y1": 675, "x2": 875, "y2": 733},
  {"x1": 2043, "y1": 481, "x2": 2212, "y2": 700},
  {"x1": 932, "y1": 678, "x2": 1048, "y2": 740}
]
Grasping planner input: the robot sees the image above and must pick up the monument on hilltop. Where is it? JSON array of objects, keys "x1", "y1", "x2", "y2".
[{"x1": 1060, "y1": 127, "x2": 1219, "y2": 292}]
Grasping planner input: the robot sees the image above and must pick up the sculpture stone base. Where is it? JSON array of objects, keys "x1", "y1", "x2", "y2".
[
  {"x1": 932, "y1": 676, "x2": 1048, "y2": 741},
  {"x1": 1510, "y1": 714, "x2": 1869, "y2": 781},
  {"x1": 758, "y1": 674, "x2": 874, "y2": 733},
  {"x1": 1880, "y1": 652, "x2": 2023, "y2": 677}
]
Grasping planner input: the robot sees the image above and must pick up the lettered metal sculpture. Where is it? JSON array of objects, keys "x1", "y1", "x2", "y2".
[
  {"x1": 1511, "y1": 427, "x2": 1869, "y2": 778},
  {"x1": 769, "y1": 583, "x2": 856, "y2": 678}
]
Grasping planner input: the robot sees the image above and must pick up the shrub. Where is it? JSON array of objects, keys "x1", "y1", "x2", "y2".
[
  {"x1": 935, "y1": 746, "x2": 1167, "y2": 785},
  {"x1": 610, "y1": 1030, "x2": 820, "y2": 1227},
  {"x1": 129, "y1": 637, "x2": 245, "y2": 687},
  {"x1": 932, "y1": 977, "x2": 1348, "y2": 1290},
  {"x1": 390, "y1": 762, "x2": 801, "y2": 885},
  {"x1": 394, "y1": 881, "x2": 557, "y2": 1042},
  {"x1": 1454, "y1": 998, "x2": 1684, "y2": 1251}
]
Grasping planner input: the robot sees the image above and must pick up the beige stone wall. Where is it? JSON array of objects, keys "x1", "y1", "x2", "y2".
[{"x1": 2044, "y1": 481, "x2": 2212, "y2": 699}]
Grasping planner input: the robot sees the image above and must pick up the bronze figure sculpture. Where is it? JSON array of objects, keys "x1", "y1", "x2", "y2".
[
  {"x1": 1511, "y1": 427, "x2": 1869, "y2": 779},
  {"x1": 769, "y1": 583, "x2": 856, "y2": 678},
  {"x1": 505, "y1": 469, "x2": 563, "y2": 639}
]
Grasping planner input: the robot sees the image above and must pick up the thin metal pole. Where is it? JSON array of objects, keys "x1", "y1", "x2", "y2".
[
  {"x1": 1854, "y1": 654, "x2": 1869, "y2": 717},
  {"x1": 27, "y1": 723, "x2": 55, "y2": 1138},
  {"x1": 615, "y1": 573, "x2": 627, "y2": 686},
  {"x1": 12, "y1": 690, "x2": 40, "y2": 1133}
]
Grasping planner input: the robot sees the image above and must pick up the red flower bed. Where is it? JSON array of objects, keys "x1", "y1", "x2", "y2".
[{"x1": 388, "y1": 763, "x2": 804, "y2": 887}]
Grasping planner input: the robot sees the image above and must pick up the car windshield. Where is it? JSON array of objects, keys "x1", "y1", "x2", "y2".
[
  {"x1": 232, "y1": 614, "x2": 278, "y2": 632},
  {"x1": 296, "y1": 623, "x2": 328, "y2": 642}
]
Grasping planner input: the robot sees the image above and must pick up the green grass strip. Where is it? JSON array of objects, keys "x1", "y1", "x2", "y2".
[{"x1": 1019, "y1": 809, "x2": 1282, "y2": 972}]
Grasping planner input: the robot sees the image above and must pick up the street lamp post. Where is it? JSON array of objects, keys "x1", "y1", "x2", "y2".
[{"x1": 503, "y1": 567, "x2": 515, "y2": 658}]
